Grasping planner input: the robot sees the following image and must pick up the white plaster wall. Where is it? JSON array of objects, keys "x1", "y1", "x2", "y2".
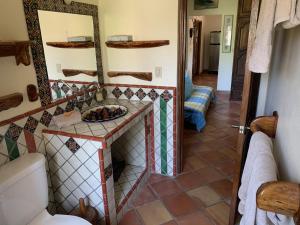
[
  {"x1": 38, "y1": 11, "x2": 97, "y2": 82},
  {"x1": 0, "y1": 0, "x2": 99, "y2": 121},
  {"x1": 99, "y1": 0, "x2": 178, "y2": 87},
  {"x1": 263, "y1": 27, "x2": 300, "y2": 182},
  {"x1": 188, "y1": 0, "x2": 239, "y2": 91}
]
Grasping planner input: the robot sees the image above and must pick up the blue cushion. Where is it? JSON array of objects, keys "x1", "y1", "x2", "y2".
[{"x1": 185, "y1": 72, "x2": 193, "y2": 100}]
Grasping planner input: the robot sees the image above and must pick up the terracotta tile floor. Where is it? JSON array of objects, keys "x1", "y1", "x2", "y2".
[{"x1": 119, "y1": 75, "x2": 241, "y2": 225}]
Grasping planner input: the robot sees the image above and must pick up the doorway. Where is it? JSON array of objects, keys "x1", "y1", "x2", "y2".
[
  {"x1": 177, "y1": 0, "x2": 261, "y2": 224},
  {"x1": 188, "y1": 15, "x2": 222, "y2": 90}
]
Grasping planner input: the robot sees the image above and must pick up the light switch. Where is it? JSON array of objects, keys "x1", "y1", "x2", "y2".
[
  {"x1": 56, "y1": 64, "x2": 62, "y2": 73},
  {"x1": 155, "y1": 66, "x2": 162, "y2": 78}
]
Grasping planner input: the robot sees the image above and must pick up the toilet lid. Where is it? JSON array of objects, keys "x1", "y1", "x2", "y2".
[
  {"x1": 44, "y1": 215, "x2": 92, "y2": 225},
  {"x1": 29, "y1": 210, "x2": 92, "y2": 225}
]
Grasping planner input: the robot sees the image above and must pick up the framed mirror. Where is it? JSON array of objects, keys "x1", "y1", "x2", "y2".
[{"x1": 23, "y1": 0, "x2": 103, "y2": 106}]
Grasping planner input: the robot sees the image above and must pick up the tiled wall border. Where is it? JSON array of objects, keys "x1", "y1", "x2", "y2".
[{"x1": 49, "y1": 80, "x2": 96, "y2": 101}]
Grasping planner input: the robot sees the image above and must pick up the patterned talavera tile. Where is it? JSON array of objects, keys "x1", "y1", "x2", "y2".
[
  {"x1": 148, "y1": 89, "x2": 159, "y2": 101},
  {"x1": 124, "y1": 88, "x2": 134, "y2": 100},
  {"x1": 40, "y1": 111, "x2": 53, "y2": 127},
  {"x1": 65, "y1": 138, "x2": 80, "y2": 153},
  {"x1": 24, "y1": 116, "x2": 39, "y2": 134},
  {"x1": 112, "y1": 87, "x2": 123, "y2": 99},
  {"x1": 5, "y1": 124, "x2": 23, "y2": 142},
  {"x1": 161, "y1": 90, "x2": 173, "y2": 103},
  {"x1": 136, "y1": 88, "x2": 146, "y2": 100}
]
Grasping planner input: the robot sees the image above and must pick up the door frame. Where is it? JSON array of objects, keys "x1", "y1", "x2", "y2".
[
  {"x1": 176, "y1": 0, "x2": 261, "y2": 224},
  {"x1": 176, "y1": 0, "x2": 187, "y2": 173},
  {"x1": 192, "y1": 19, "x2": 202, "y2": 77}
]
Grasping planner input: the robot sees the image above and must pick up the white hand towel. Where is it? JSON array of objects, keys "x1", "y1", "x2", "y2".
[
  {"x1": 239, "y1": 131, "x2": 294, "y2": 225},
  {"x1": 53, "y1": 110, "x2": 82, "y2": 128},
  {"x1": 239, "y1": 148, "x2": 277, "y2": 225},
  {"x1": 238, "y1": 132, "x2": 273, "y2": 214}
]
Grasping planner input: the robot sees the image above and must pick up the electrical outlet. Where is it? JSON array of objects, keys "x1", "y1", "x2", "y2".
[
  {"x1": 56, "y1": 64, "x2": 62, "y2": 73},
  {"x1": 155, "y1": 66, "x2": 162, "y2": 78}
]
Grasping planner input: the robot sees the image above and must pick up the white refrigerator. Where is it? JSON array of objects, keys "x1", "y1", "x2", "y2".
[{"x1": 209, "y1": 31, "x2": 221, "y2": 73}]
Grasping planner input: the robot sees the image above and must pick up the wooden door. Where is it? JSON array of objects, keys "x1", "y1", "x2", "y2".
[
  {"x1": 230, "y1": 0, "x2": 253, "y2": 101},
  {"x1": 229, "y1": 0, "x2": 262, "y2": 224},
  {"x1": 192, "y1": 20, "x2": 202, "y2": 77}
]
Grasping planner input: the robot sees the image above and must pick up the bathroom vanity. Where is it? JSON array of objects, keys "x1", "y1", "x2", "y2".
[{"x1": 42, "y1": 99, "x2": 154, "y2": 225}]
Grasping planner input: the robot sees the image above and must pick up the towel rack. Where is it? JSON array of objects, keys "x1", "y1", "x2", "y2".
[{"x1": 252, "y1": 112, "x2": 300, "y2": 223}]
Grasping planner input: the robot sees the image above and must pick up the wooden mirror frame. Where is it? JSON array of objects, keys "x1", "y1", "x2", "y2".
[{"x1": 23, "y1": 0, "x2": 103, "y2": 106}]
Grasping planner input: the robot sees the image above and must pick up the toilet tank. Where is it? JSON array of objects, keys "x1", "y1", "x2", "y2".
[{"x1": 0, "y1": 153, "x2": 48, "y2": 225}]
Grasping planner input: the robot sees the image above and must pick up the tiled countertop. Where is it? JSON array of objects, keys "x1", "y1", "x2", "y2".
[{"x1": 43, "y1": 99, "x2": 153, "y2": 149}]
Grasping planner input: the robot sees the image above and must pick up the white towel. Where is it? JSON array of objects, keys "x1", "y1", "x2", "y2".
[
  {"x1": 248, "y1": 0, "x2": 277, "y2": 74},
  {"x1": 238, "y1": 132, "x2": 294, "y2": 225},
  {"x1": 52, "y1": 110, "x2": 82, "y2": 128},
  {"x1": 238, "y1": 132, "x2": 274, "y2": 214},
  {"x1": 249, "y1": 0, "x2": 299, "y2": 73},
  {"x1": 282, "y1": 0, "x2": 300, "y2": 29}
]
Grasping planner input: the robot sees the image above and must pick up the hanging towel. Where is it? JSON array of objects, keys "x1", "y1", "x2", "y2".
[
  {"x1": 282, "y1": 0, "x2": 300, "y2": 29},
  {"x1": 248, "y1": 0, "x2": 299, "y2": 73},
  {"x1": 238, "y1": 132, "x2": 294, "y2": 225},
  {"x1": 238, "y1": 131, "x2": 273, "y2": 214},
  {"x1": 238, "y1": 132, "x2": 274, "y2": 214},
  {"x1": 248, "y1": 0, "x2": 277, "y2": 74}
]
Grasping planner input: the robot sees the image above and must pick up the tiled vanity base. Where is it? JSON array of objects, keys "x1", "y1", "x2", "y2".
[{"x1": 43, "y1": 100, "x2": 153, "y2": 225}]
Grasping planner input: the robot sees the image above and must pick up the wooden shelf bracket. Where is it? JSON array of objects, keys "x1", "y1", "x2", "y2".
[
  {"x1": 107, "y1": 71, "x2": 153, "y2": 81},
  {"x1": 0, "y1": 93, "x2": 23, "y2": 112},
  {"x1": 0, "y1": 41, "x2": 31, "y2": 66},
  {"x1": 62, "y1": 69, "x2": 98, "y2": 77}
]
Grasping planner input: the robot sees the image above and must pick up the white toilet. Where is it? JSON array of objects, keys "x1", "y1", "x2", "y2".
[{"x1": 0, "y1": 153, "x2": 92, "y2": 225}]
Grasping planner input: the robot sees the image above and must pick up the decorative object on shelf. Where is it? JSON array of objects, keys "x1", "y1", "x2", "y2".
[
  {"x1": 46, "y1": 42, "x2": 95, "y2": 48},
  {"x1": 194, "y1": 0, "x2": 219, "y2": 10},
  {"x1": 105, "y1": 40, "x2": 170, "y2": 49},
  {"x1": 70, "y1": 198, "x2": 99, "y2": 225},
  {"x1": 0, "y1": 41, "x2": 31, "y2": 66},
  {"x1": 107, "y1": 71, "x2": 153, "y2": 81},
  {"x1": 67, "y1": 36, "x2": 92, "y2": 42},
  {"x1": 0, "y1": 93, "x2": 23, "y2": 112},
  {"x1": 222, "y1": 15, "x2": 234, "y2": 53},
  {"x1": 82, "y1": 105, "x2": 128, "y2": 122},
  {"x1": 27, "y1": 84, "x2": 39, "y2": 102},
  {"x1": 107, "y1": 35, "x2": 133, "y2": 42},
  {"x1": 62, "y1": 69, "x2": 97, "y2": 77}
]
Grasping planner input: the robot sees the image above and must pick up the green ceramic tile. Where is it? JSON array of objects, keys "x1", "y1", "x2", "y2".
[{"x1": 160, "y1": 97, "x2": 167, "y2": 175}]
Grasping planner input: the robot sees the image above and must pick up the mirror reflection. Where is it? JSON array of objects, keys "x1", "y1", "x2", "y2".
[{"x1": 38, "y1": 10, "x2": 98, "y2": 101}]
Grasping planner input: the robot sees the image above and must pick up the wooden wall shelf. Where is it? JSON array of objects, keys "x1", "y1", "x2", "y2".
[
  {"x1": 62, "y1": 69, "x2": 97, "y2": 77},
  {"x1": 108, "y1": 71, "x2": 152, "y2": 81},
  {"x1": 46, "y1": 42, "x2": 95, "y2": 48},
  {"x1": 105, "y1": 40, "x2": 170, "y2": 49},
  {"x1": 0, "y1": 41, "x2": 31, "y2": 66},
  {"x1": 0, "y1": 93, "x2": 23, "y2": 112}
]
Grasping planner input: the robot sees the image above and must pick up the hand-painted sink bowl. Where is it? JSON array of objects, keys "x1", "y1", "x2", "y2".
[{"x1": 82, "y1": 105, "x2": 128, "y2": 122}]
